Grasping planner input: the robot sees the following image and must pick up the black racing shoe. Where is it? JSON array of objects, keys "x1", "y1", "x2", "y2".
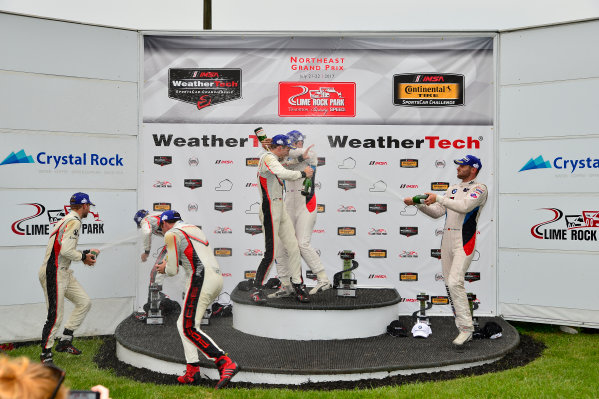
[
  {"x1": 292, "y1": 283, "x2": 310, "y2": 303},
  {"x1": 250, "y1": 287, "x2": 267, "y2": 304},
  {"x1": 55, "y1": 339, "x2": 82, "y2": 355},
  {"x1": 40, "y1": 351, "x2": 54, "y2": 365}
]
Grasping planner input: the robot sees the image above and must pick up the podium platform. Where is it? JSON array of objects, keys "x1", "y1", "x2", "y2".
[{"x1": 114, "y1": 287, "x2": 520, "y2": 385}]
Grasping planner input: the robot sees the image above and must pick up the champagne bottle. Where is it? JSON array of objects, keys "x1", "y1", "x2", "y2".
[
  {"x1": 254, "y1": 127, "x2": 267, "y2": 142},
  {"x1": 301, "y1": 166, "x2": 315, "y2": 196},
  {"x1": 412, "y1": 194, "x2": 429, "y2": 204}
]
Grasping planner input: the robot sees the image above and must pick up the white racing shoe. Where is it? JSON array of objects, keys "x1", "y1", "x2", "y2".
[
  {"x1": 267, "y1": 285, "x2": 294, "y2": 299},
  {"x1": 309, "y1": 280, "x2": 331, "y2": 295},
  {"x1": 452, "y1": 331, "x2": 473, "y2": 346}
]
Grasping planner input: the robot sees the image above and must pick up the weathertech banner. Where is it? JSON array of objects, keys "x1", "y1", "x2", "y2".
[{"x1": 143, "y1": 34, "x2": 495, "y2": 316}]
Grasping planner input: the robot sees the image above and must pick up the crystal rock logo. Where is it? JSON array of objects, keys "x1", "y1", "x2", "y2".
[
  {"x1": 520, "y1": 155, "x2": 599, "y2": 173},
  {"x1": 519, "y1": 155, "x2": 551, "y2": 172},
  {"x1": 1, "y1": 150, "x2": 34, "y2": 165},
  {"x1": 1, "y1": 149, "x2": 124, "y2": 168}
]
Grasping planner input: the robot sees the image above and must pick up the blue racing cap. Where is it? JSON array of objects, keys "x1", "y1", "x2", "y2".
[
  {"x1": 271, "y1": 134, "x2": 293, "y2": 147},
  {"x1": 454, "y1": 155, "x2": 482, "y2": 170},
  {"x1": 134, "y1": 209, "x2": 149, "y2": 228},
  {"x1": 70, "y1": 192, "x2": 95, "y2": 206},
  {"x1": 160, "y1": 210, "x2": 182, "y2": 224},
  {"x1": 286, "y1": 130, "x2": 306, "y2": 145}
]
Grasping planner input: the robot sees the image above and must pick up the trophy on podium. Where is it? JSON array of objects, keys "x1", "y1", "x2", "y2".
[
  {"x1": 146, "y1": 247, "x2": 167, "y2": 325},
  {"x1": 412, "y1": 293, "x2": 433, "y2": 324},
  {"x1": 467, "y1": 292, "x2": 480, "y2": 328},
  {"x1": 333, "y1": 250, "x2": 359, "y2": 297}
]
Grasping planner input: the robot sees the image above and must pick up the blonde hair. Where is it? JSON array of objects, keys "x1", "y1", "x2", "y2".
[{"x1": 0, "y1": 356, "x2": 67, "y2": 399}]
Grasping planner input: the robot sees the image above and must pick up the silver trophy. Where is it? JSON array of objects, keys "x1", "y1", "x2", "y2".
[
  {"x1": 333, "y1": 250, "x2": 359, "y2": 297},
  {"x1": 146, "y1": 247, "x2": 167, "y2": 325},
  {"x1": 412, "y1": 293, "x2": 433, "y2": 325}
]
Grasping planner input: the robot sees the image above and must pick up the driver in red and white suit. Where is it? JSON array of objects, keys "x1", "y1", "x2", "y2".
[
  {"x1": 269, "y1": 130, "x2": 331, "y2": 298},
  {"x1": 404, "y1": 155, "x2": 488, "y2": 346}
]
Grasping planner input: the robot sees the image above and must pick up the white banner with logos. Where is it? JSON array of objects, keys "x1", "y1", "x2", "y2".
[{"x1": 142, "y1": 34, "x2": 496, "y2": 317}]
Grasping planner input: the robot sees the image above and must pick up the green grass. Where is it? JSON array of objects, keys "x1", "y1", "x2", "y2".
[{"x1": 4, "y1": 322, "x2": 599, "y2": 399}]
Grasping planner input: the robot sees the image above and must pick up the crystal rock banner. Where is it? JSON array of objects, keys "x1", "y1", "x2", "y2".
[{"x1": 142, "y1": 34, "x2": 495, "y2": 316}]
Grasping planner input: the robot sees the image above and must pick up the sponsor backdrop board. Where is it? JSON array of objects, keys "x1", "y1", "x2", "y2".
[
  {"x1": 0, "y1": 130, "x2": 137, "y2": 189},
  {"x1": 143, "y1": 35, "x2": 496, "y2": 317},
  {"x1": 499, "y1": 137, "x2": 599, "y2": 194}
]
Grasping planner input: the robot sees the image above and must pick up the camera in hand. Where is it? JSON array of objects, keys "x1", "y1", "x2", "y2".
[{"x1": 68, "y1": 391, "x2": 100, "y2": 399}]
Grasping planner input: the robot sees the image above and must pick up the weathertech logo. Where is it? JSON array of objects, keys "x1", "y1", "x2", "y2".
[
  {"x1": 317, "y1": 157, "x2": 326, "y2": 166},
  {"x1": 368, "y1": 249, "x2": 387, "y2": 258},
  {"x1": 400, "y1": 272, "x2": 418, "y2": 282},
  {"x1": 153, "y1": 202, "x2": 171, "y2": 211},
  {"x1": 431, "y1": 182, "x2": 449, "y2": 191},
  {"x1": 338, "y1": 227, "x2": 356, "y2": 236},
  {"x1": 338, "y1": 180, "x2": 357, "y2": 190},
  {"x1": 214, "y1": 202, "x2": 233, "y2": 213},
  {"x1": 246, "y1": 158, "x2": 259, "y2": 167},
  {"x1": 245, "y1": 225, "x2": 263, "y2": 235},
  {"x1": 168, "y1": 68, "x2": 242, "y2": 111},
  {"x1": 393, "y1": 73, "x2": 464, "y2": 107},
  {"x1": 400, "y1": 227, "x2": 419, "y2": 237},
  {"x1": 431, "y1": 296, "x2": 450, "y2": 305},
  {"x1": 400, "y1": 159, "x2": 419, "y2": 168},
  {"x1": 369, "y1": 204, "x2": 387, "y2": 214},
  {"x1": 465, "y1": 272, "x2": 481, "y2": 282},
  {"x1": 431, "y1": 249, "x2": 442, "y2": 259},
  {"x1": 184, "y1": 179, "x2": 202, "y2": 189},
  {"x1": 154, "y1": 156, "x2": 172, "y2": 166},
  {"x1": 279, "y1": 82, "x2": 356, "y2": 117},
  {"x1": 214, "y1": 248, "x2": 232, "y2": 257}
]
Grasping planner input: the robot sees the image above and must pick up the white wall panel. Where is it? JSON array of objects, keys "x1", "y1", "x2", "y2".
[
  {"x1": 498, "y1": 250, "x2": 599, "y2": 325},
  {"x1": 0, "y1": 71, "x2": 138, "y2": 135},
  {"x1": 499, "y1": 78, "x2": 599, "y2": 139},
  {"x1": 0, "y1": 13, "x2": 138, "y2": 82},
  {"x1": 0, "y1": 130, "x2": 137, "y2": 189},
  {"x1": 499, "y1": 137, "x2": 599, "y2": 193},
  {"x1": 500, "y1": 20, "x2": 599, "y2": 85},
  {"x1": 0, "y1": 244, "x2": 137, "y2": 306}
]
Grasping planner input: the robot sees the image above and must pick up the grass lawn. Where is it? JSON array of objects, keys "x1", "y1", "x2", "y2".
[{"x1": 3, "y1": 322, "x2": 599, "y2": 399}]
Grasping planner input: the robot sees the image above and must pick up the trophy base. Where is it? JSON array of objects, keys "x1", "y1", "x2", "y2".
[
  {"x1": 336, "y1": 288, "x2": 357, "y2": 297},
  {"x1": 336, "y1": 279, "x2": 357, "y2": 297},
  {"x1": 146, "y1": 313, "x2": 164, "y2": 325}
]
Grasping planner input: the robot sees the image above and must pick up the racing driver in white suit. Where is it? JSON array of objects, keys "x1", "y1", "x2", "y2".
[
  {"x1": 404, "y1": 155, "x2": 488, "y2": 346},
  {"x1": 269, "y1": 130, "x2": 331, "y2": 298},
  {"x1": 251, "y1": 134, "x2": 314, "y2": 303}
]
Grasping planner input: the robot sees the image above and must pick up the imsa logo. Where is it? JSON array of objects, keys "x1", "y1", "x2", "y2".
[
  {"x1": 338, "y1": 180, "x2": 357, "y2": 190},
  {"x1": 153, "y1": 202, "x2": 171, "y2": 211},
  {"x1": 214, "y1": 247, "x2": 232, "y2": 257},
  {"x1": 368, "y1": 249, "x2": 387, "y2": 258},
  {"x1": 400, "y1": 272, "x2": 418, "y2": 282},
  {"x1": 338, "y1": 227, "x2": 356, "y2": 236},
  {"x1": 369, "y1": 204, "x2": 387, "y2": 214},
  {"x1": 246, "y1": 158, "x2": 259, "y2": 167},
  {"x1": 431, "y1": 296, "x2": 450, "y2": 305},
  {"x1": 154, "y1": 156, "x2": 172, "y2": 166},
  {"x1": 214, "y1": 202, "x2": 233, "y2": 213},
  {"x1": 400, "y1": 159, "x2": 418, "y2": 168},
  {"x1": 431, "y1": 182, "x2": 449, "y2": 191},
  {"x1": 184, "y1": 179, "x2": 203, "y2": 189},
  {"x1": 368, "y1": 274, "x2": 387, "y2": 279}
]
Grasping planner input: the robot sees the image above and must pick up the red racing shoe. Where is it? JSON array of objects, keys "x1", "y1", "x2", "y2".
[
  {"x1": 55, "y1": 340, "x2": 82, "y2": 355},
  {"x1": 215, "y1": 355, "x2": 240, "y2": 389},
  {"x1": 177, "y1": 364, "x2": 201, "y2": 384}
]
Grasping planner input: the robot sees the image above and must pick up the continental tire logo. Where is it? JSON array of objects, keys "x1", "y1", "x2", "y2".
[
  {"x1": 214, "y1": 248, "x2": 232, "y2": 257},
  {"x1": 431, "y1": 296, "x2": 450, "y2": 305},
  {"x1": 317, "y1": 204, "x2": 325, "y2": 213},
  {"x1": 244, "y1": 270, "x2": 256, "y2": 279},
  {"x1": 246, "y1": 158, "x2": 259, "y2": 167},
  {"x1": 368, "y1": 249, "x2": 387, "y2": 258},
  {"x1": 153, "y1": 202, "x2": 171, "y2": 211},
  {"x1": 338, "y1": 227, "x2": 356, "y2": 236},
  {"x1": 393, "y1": 73, "x2": 464, "y2": 107},
  {"x1": 431, "y1": 182, "x2": 449, "y2": 191},
  {"x1": 400, "y1": 159, "x2": 418, "y2": 168},
  {"x1": 400, "y1": 272, "x2": 418, "y2": 282}
]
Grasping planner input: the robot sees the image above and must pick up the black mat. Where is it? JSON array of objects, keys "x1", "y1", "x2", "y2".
[
  {"x1": 231, "y1": 286, "x2": 402, "y2": 310},
  {"x1": 115, "y1": 311, "x2": 519, "y2": 374}
]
